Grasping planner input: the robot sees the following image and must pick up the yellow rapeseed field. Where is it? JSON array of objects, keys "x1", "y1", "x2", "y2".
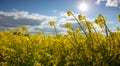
[{"x1": 0, "y1": 11, "x2": 120, "y2": 66}]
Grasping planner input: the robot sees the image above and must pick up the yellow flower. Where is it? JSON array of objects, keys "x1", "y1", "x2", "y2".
[
  {"x1": 37, "y1": 31, "x2": 42, "y2": 36},
  {"x1": 99, "y1": 23, "x2": 104, "y2": 28},
  {"x1": 67, "y1": 10, "x2": 72, "y2": 16},
  {"x1": 66, "y1": 22, "x2": 72, "y2": 28},
  {"x1": 66, "y1": 29, "x2": 73, "y2": 35},
  {"x1": 94, "y1": 18, "x2": 104, "y2": 28},
  {"x1": 74, "y1": 28, "x2": 80, "y2": 33},
  {"x1": 34, "y1": 61, "x2": 41, "y2": 66},
  {"x1": 49, "y1": 20, "x2": 54, "y2": 26},
  {"x1": 98, "y1": 14, "x2": 102, "y2": 18},
  {"x1": 97, "y1": 17, "x2": 103, "y2": 22},
  {"x1": 86, "y1": 21, "x2": 93, "y2": 29},
  {"x1": 94, "y1": 18, "x2": 99, "y2": 24},
  {"x1": 118, "y1": 14, "x2": 120, "y2": 22},
  {"x1": 16, "y1": 27, "x2": 21, "y2": 33},
  {"x1": 22, "y1": 25, "x2": 28, "y2": 31},
  {"x1": 78, "y1": 14, "x2": 85, "y2": 21}
]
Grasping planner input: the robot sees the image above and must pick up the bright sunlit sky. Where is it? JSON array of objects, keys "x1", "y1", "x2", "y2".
[{"x1": 0, "y1": 0, "x2": 120, "y2": 34}]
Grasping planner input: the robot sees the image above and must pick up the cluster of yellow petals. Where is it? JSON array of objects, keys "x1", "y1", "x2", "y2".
[
  {"x1": 78, "y1": 14, "x2": 85, "y2": 21},
  {"x1": 16, "y1": 27, "x2": 21, "y2": 33},
  {"x1": 86, "y1": 21, "x2": 93, "y2": 29},
  {"x1": 22, "y1": 25, "x2": 28, "y2": 31},
  {"x1": 37, "y1": 31, "x2": 43, "y2": 36},
  {"x1": 94, "y1": 14, "x2": 104, "y2": 28},
  {"x1": 49, "y1": 20, "x2": 55, "y2": 26},
  {"x1": 66, "y1": 29, "x2": 73, "y2": 35},
  {"x1": 66, "y1": 22, "x2": 72, "y2": 28},
  {"x1": 73, "y1": 28, "x2": 80, "y2": 33},
  {"x1": 67, "y1": 10, "x2": 72, "y2": 16}
]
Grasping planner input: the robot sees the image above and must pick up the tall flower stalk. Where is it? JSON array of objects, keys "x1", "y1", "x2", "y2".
[
  {"x1": 66, "y1": 22, "x2": 78, "y2": 44},
  {"x1": 67, "y1": 10, "x2": 87, "y2": 36},
  {"x1": 49, "y1": 20, "x2": 57, "y2": 36}
]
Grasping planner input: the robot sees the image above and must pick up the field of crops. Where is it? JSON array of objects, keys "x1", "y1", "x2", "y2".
[{"x1": 0, "y1": 11, "x2": 120, "y2": 66}]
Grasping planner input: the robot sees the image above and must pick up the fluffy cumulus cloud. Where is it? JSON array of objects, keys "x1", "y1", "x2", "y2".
[
  {"x1": 0, "y1": 10, "x2": 57, "y2": 33},
  {"x1": 96, "y1": 0, "x2": 120, "y2": 7},
  {"x1": 106, "y1": 0, "x2": 120, "y2": 7},
  {"x1": 0, "y1": 10, "x2": 103, "y2": 34},
  {"x1": 96, "y1": 0, "x2": 106, "y2": 4}
]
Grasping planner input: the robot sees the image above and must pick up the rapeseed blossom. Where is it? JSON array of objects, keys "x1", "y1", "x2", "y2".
[
  {"x1": 22, "y1": 25, "x2": 28, "y2": 31},
  {"x1": 78, "y1": 14, "x2": 85, "y2": 21},
  {"x1": 94, "y1": 17, "x2": 104, "y2": 28},
  {"x1": 73, "y1": 28, "x2": 80, "y2": 33},
  {"x1": 67, "y1": 10, "x2": 72, "y2": 16},
  {"x1": 66, "y1": 22, "x2": 72, "y2": 28},
  {"x1": 49, "y1": 20, "x2": 54, "y2": 26}
]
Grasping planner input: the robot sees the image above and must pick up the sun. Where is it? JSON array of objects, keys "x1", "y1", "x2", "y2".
[{"x1": 79, "y1": 2, "x2": 88, "y2": 12}]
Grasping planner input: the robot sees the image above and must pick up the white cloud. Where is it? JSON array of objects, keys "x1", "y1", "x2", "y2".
[
  {"x1": 96, "y1": 0, "x2": 120, "y2": 7},
  {"x1": 96, "y1": 0, "x2": 107, "y2": 5},
  {"x1": 0, "y1": 10, "x2": 57, "y2": 33},
  {"x1": 96, "y1": 0, "x2": 102, "y2": 5},
  {"x1": 0, "y1": 10, "x2": 71, "y2": 34},
  {"x1": 106, "y1": 0, "x2": 120, "y2": 7},
  {"x1": 0, "y1": 11, "x2": 57, "y2": 20}
]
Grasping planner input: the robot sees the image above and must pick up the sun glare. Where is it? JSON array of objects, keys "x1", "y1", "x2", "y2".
[{"x1": 79, "y1": 2, "x2": 88, "y2": 12}]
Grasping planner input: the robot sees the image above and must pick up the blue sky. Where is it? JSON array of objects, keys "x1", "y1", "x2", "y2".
[{"x1": 0, "y1": 0, "x2": 120, "y2": 34}]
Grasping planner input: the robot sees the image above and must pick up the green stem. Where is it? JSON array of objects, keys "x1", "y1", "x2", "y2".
[
  {"x1": 93, "y1": 26, "x2": 100, "y2": 43},
  {"x1": 72, "y1": 14, "x2": 87, "y2": 36},
  {"x1": 102, "y1": 16, "x2": 115, "y2": 44},
  {"x1": 53, "y1": 25, "x2": 57, "y2": 37},
  {"x1": 84, "y1": 18, "x2": 94, "y2": 45},
  {"x1": 71, "y1": 27, "x2": 78, "y2": 44}
]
